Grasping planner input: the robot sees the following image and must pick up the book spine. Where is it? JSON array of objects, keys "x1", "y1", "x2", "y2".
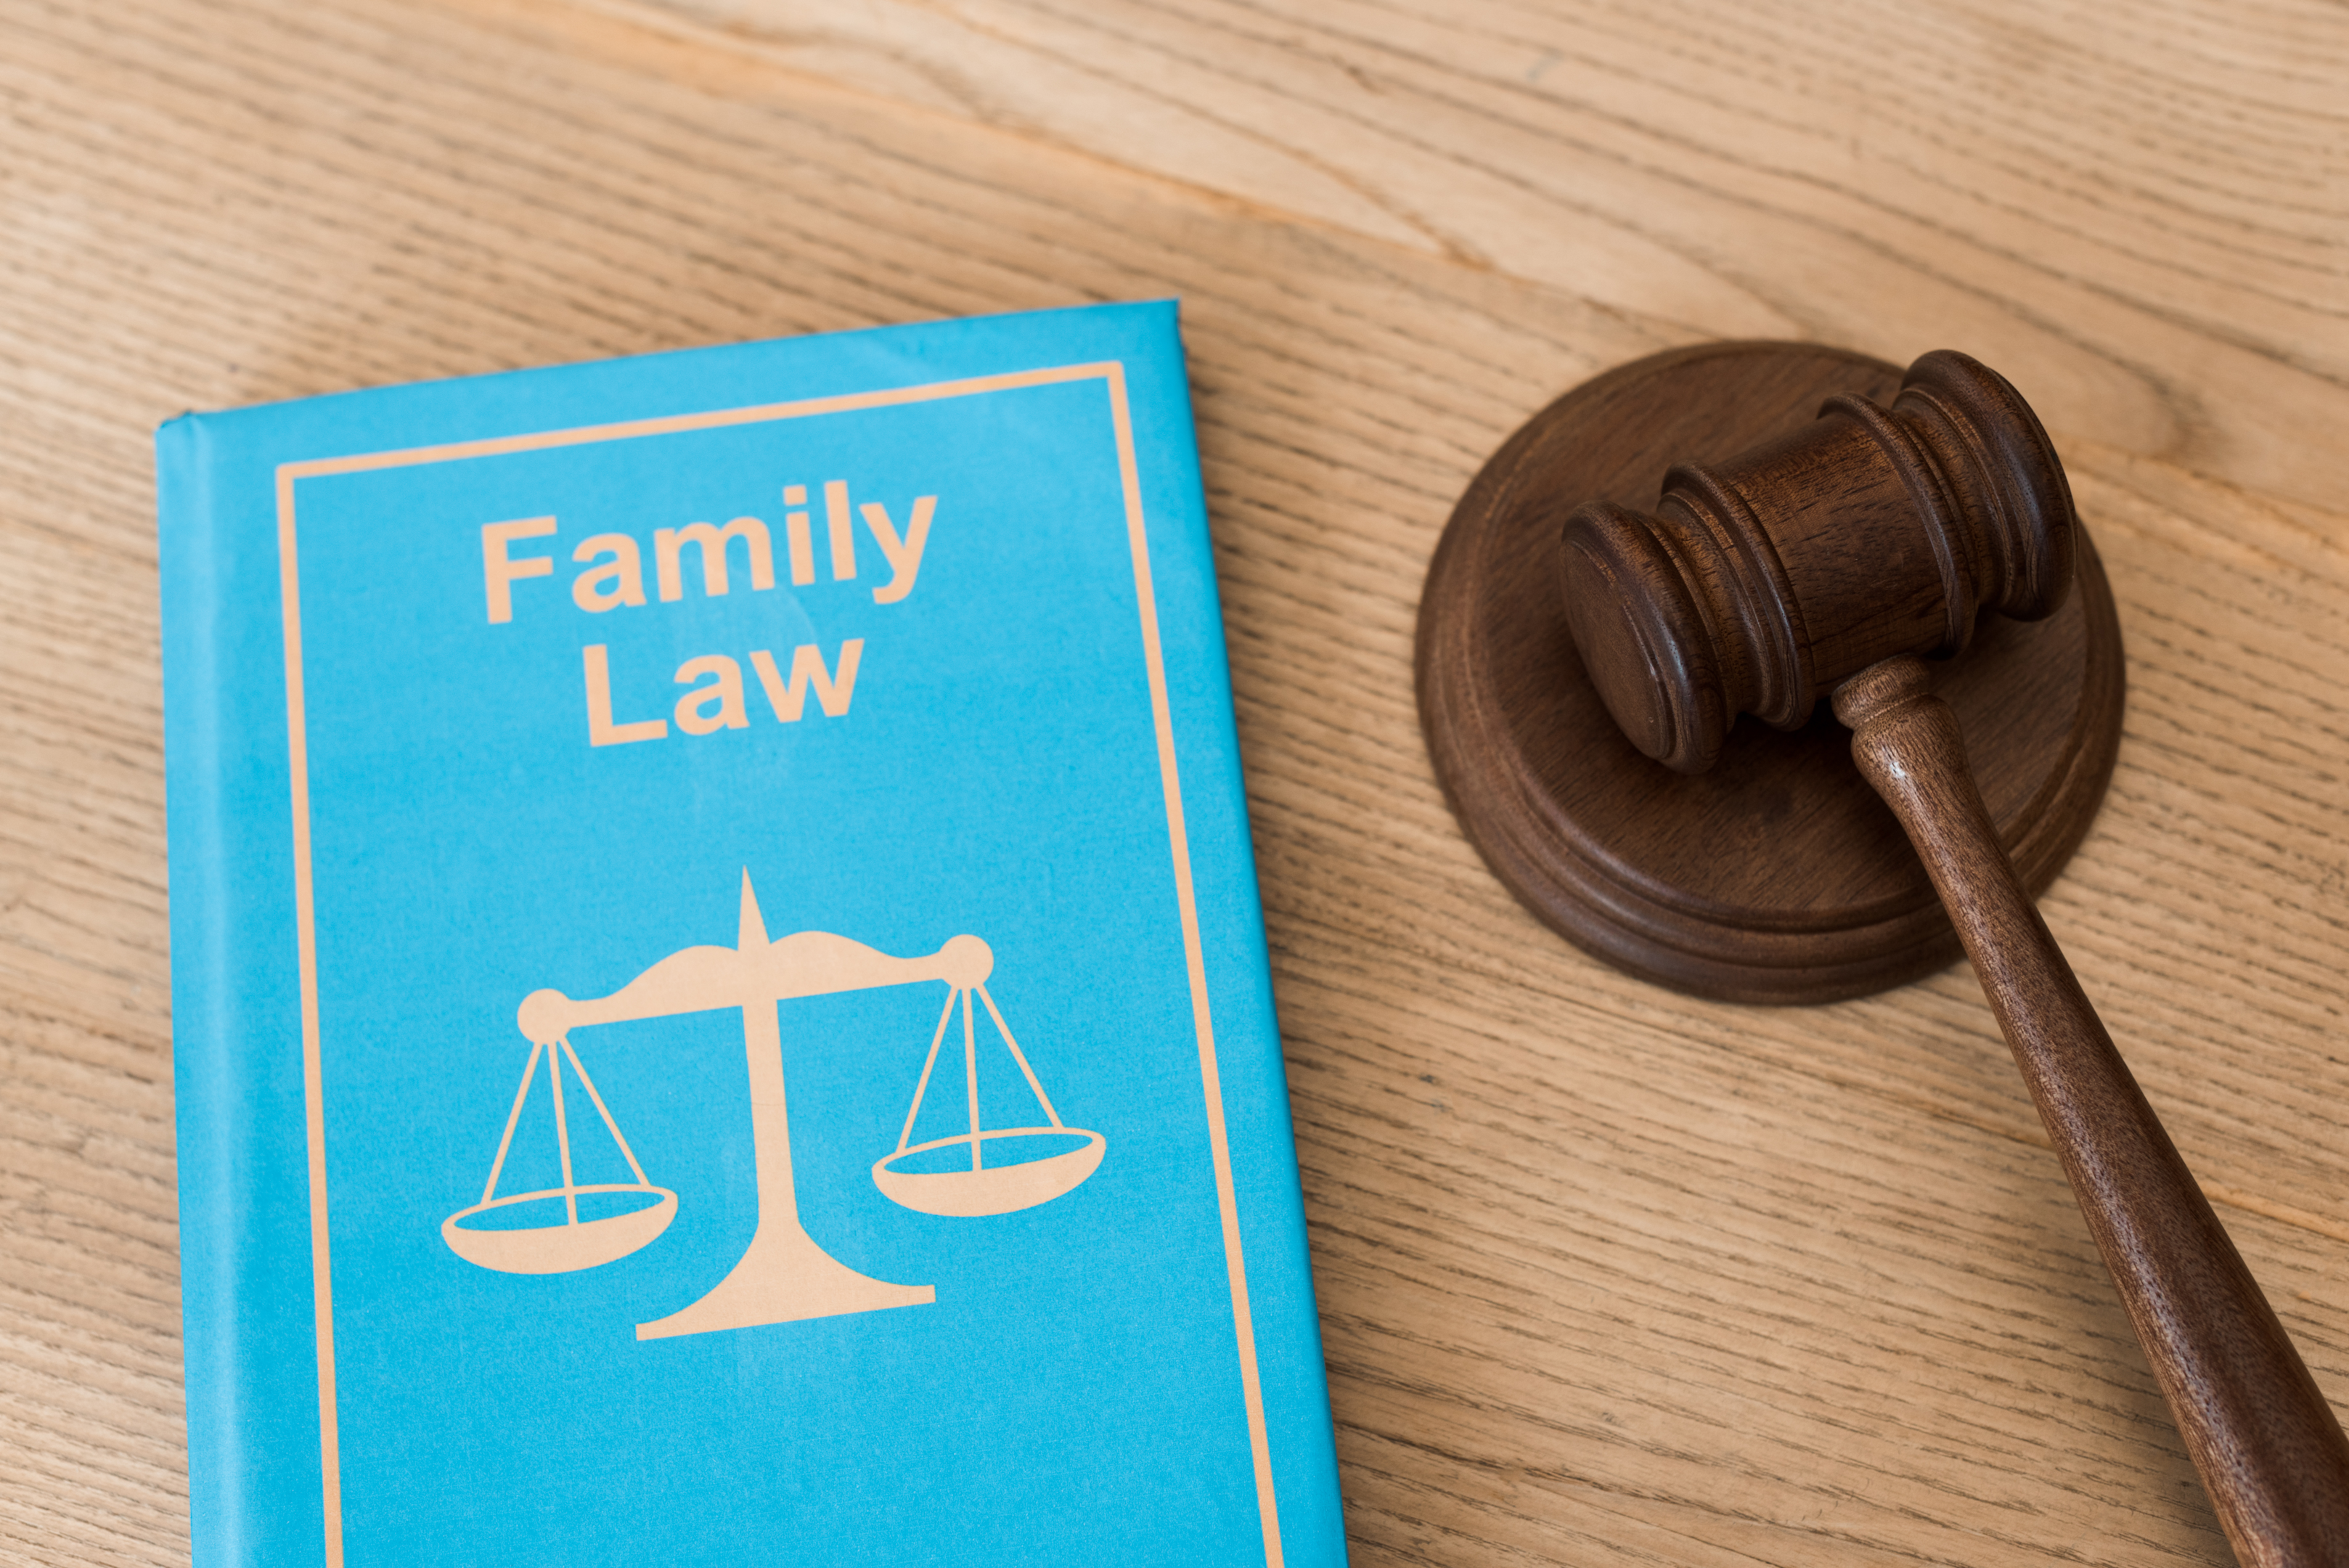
[{"x1": 156, "y1": 412, "x2": 245, "y2": 1568}]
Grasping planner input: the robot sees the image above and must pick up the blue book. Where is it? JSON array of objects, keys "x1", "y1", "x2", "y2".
[{"x1": 158, "y1": 301, "x2": 1347, "y2": 1567}]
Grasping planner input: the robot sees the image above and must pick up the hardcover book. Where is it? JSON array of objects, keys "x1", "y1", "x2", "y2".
[{"x1": 158, "y1": 301, "x2": 1347, "y2": 1566}]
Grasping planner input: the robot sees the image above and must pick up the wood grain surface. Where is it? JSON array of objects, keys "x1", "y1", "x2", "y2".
[{"x1": 2, "y1": 0, "x2": 2344, "y2": 1564}]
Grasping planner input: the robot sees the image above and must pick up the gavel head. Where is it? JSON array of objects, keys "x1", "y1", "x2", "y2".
[{"x1": 1558, "y1": 350, "x2": 2076, "y2": 773}]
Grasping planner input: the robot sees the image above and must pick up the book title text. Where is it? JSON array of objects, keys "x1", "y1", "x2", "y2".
[{"x1": 479, "y1": 480, "x2": 934, "y2": 748}]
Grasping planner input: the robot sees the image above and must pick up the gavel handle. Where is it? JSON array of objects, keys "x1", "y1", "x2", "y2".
[{"x1": 1834, "y1": 657, "x2": 2349, "y2": 1566}]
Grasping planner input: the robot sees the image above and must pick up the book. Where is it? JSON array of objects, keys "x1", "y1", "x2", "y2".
[{"x1": 158, "y1": 301, "x2": 1347, "y2": 1567}]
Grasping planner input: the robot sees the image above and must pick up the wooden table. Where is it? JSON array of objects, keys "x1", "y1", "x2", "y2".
[{"x1": 4, "y1": 1, "x2": 2343, "y2": 1561}]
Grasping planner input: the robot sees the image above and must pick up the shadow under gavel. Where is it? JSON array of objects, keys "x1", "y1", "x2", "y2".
[{"x1": 1556, "y1": 351, "x2": 2349, "y2": 1567}]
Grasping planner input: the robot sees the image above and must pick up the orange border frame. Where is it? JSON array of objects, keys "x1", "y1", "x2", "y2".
[{"x1": 276, "y1": 362, "x2": 1283, "y2": 1566}]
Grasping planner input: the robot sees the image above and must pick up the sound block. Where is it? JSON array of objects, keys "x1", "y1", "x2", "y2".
[{"x1": 1416, "y1": 342, "x2": 2125, "y2": 1003}]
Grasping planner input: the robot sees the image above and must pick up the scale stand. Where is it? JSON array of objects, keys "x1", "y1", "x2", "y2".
[{"x1": 630, "y1": 877, "x2": 936, "y2": 1338}]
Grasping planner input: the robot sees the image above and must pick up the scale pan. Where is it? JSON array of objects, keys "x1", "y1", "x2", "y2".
[
  {"x1": 441, "y1": 1185, "x2": 678, "y2": 1275},
  {"x1": 873, "y1": 1128, "x2": 1106, "y2": 1218}
]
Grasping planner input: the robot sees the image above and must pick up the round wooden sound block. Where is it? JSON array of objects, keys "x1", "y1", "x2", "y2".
[{"x1": 1417, "y1": 342, "x2": 2126, "y2": 1003}]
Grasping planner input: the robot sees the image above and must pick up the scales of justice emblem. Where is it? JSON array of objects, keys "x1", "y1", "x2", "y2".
[{"x1": 439, "y1": 870, "x2": 1107, "y2": 1340}]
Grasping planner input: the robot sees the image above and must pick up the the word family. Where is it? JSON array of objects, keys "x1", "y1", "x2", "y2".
[{"x1": 480, "y1": 481, "x2": 936, "y2": 623}]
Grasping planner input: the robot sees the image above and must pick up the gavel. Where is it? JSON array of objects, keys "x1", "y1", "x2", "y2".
[{"x1": 1552, "y1": 351, "x2": 2349, "y2": 1565}]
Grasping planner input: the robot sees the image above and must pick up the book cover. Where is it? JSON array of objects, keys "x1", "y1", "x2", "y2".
[{"x1": 158, "y1": 301, "x2": 1347, "y2": 1567}]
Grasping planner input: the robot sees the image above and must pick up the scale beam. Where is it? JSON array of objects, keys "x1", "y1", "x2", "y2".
[{"x1": 518, "y1": 901, "x2": 992, "y2": 1045}]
